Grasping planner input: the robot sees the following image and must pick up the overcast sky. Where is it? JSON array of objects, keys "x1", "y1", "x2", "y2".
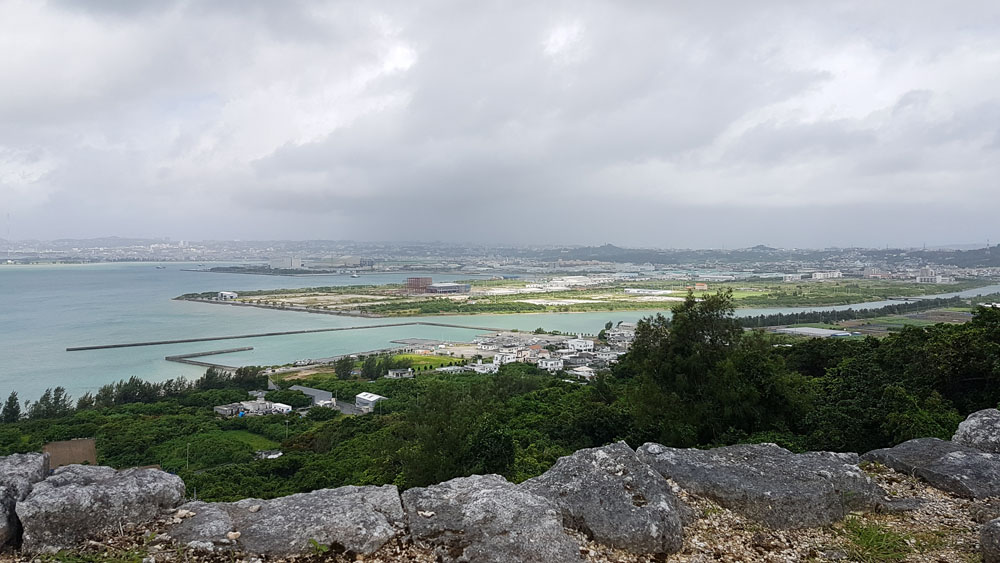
[{"x1": 2, "y1": 1, "x2": 999, "y2": 248}]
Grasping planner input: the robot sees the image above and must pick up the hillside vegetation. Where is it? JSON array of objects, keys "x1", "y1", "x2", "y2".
[{"x1": 2, "y1": 292, "x2": 999, "y2": 503}]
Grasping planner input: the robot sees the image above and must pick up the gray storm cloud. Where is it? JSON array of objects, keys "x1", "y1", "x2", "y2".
[{"x1": 1, "y1": 0, "x2": 999, "y2": 248}]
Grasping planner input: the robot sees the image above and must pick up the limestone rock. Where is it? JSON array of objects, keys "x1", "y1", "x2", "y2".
[
  {"x1": 521, "y1": 441, "x2": 683, "y2": 555},
  {"x1": 862, "y1": 438, "x2": 972, "y2": 474},
  {"x1": 637, "y1": 442, "x2": 885, "y2": 528},
  {"x1": 862, "y1": 438, "x2": 1000, "y2": 498},
  {"x1": 168, "y1": 485, "x2": 405, "y2": 556},
  {"x1": 402, "y1": 474, "x2": 582, "y2": 563},
  {"x1": 983, "y1": 518, "x2": 1000, "y2": 563},
  {"x1": 0, "y1": 453, "x2": 49, "y2": 547},
  {"x1": 17, "y1": 465, "x2": 184, "y2": 552},
  {"x1": 168, "y1": 501, "x2": 234, "y2": 546},
  {"x1": 953, "y1": 409, "x2": 1000, "y2": 453}
]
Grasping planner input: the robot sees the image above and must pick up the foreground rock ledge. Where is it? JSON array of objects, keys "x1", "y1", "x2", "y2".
[
  {"x1": 0, "y1": 453, "x2": 49, "y2": 547},
  {"x1": 169, "y1": 485, "x2": 405, "y2": 556},
  {"x1": 521, "y1": 441, "x2": 684, "y2": 555},
  {"x1": 953, "y1": 408, "x2": 1000, "y2": 454},
  {"x1": 862, "y1": 437, "x2": 1000, "y2": 498},
  {"x1": 637, "y1": 442, "x2": 886, "y2": 529},
  {"x1": 402, "y1": 474, "x2": 582, "y2": 563},
  {"x1": 16, "y1": 465, "x2": 184, "y2": 553}
]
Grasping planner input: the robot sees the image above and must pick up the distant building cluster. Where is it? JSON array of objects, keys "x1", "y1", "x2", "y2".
[
  {"x1": 461, "y1": 324, "x2": 635, "y2": 380},
  {"x1": 213, "y1": 398, "x2": 293, "y2": 417},
  {"x1": 214, "y1": 385, "x2": 390, "y2": 418}
]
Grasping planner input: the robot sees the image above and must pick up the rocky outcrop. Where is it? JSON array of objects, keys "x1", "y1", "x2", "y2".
[
  {"x1": 0, "y1": 453, "x2": 49, "y2": 547},
  {"x1": 16, "y1": 465, "x2": 184, "y2": 552},
  {"x1": 862, "y1": 438, "x2": 1000, "y2": 498},
  {"x1": 521, "y1": 441, "x2": 684, "y2": 555},
  {"x1": 169, "y1": 485, "x2": 405, "y2": 556},
  {"x1": 954, "y1": 408, "x2": 1000, "y2": 453},
  {"x1": 402, "y1": 474, "x2": 582, "y2": 563},
  {"x1": 983, "y1": 518, "x2": 1000, "y2": 563},
  {"x1": 637, "y1": 443, "x2": 886, "y2": 529}
]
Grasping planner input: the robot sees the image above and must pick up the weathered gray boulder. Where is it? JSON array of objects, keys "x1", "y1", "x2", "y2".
[
  {"x1": 954, "y1": 409, "x2": 1000, "y2": 453},
  {"x1": 862, "y1": 438, "x2": 1000, "y2": 498},
  {"x1": 402, "y1": 474, "x2": 582, "y2": 563},
  {"x1": 983, "y1": 518, "x2": 1000, "y2": 563},
  {"x1": 169, "y1": 485, "x2": 405, "y2": 556},
  {"x1": 521, "y1": 441, "x2": 683, "y2": 555},
  {"x1": 17, "y1": 465, "x2": 184, "y2": 552},
  {"x1": 862, "y1": 438, "x2": 973, "y2": 474},
  {"x1": 0, "y1": 453, "x2": 49, "y2": 547},
  {"x1": 637, "y1": 443, "x2": 886, "y2": 529}
]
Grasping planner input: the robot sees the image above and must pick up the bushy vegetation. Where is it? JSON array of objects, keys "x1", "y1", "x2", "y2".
[
  {"x1": 2, "y1": 292, "x2": 999, "y2": 504},
  {"x1": 737, "y1": 296, "x2": 965, "y2": 328}
]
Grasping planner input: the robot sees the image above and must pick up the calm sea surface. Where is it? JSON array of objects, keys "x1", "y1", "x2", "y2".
[{"x1": 2, "y1": 262, "x2": 998, "y2": 401}]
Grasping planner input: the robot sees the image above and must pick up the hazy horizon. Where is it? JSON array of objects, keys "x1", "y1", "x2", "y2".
[{"x1": 3, "y1": 1, "x2": 1000, "y2": 248}]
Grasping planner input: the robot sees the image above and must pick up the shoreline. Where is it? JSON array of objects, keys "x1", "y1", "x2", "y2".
[{"x1": 175, "y1": 285, "x2": 1000, "y2": 321}]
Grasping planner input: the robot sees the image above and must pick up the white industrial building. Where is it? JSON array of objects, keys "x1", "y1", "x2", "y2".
[
  {"x1": 567, "y1": 338, "x2": 595, "y2": 352},
  {"x1": 218, "y1": 291, "x2": 238, "y2": 300},
  {"x1": 355, "y1": 392, "x2": 387, "y2": 413},
  {"x1": 269, "y1": 257, "x2": 304, "y2": 269},
  {"x1": 775, "y1": 327, "x2": 852, "y2": 339}
]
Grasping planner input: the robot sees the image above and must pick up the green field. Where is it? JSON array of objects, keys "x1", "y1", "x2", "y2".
[
  {"x1": 394, "y1": 354, "x2": 463, "y2": 369},
  {"x1": 221, "y1": 430, "x2": 279, "y2": 451}
]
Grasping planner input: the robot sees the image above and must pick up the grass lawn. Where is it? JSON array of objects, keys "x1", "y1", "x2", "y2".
[
  {"x1": 221, "y1": 430, "x2": 279, "y2": 451},
  {"x1": 394, "y1": 354, "x2": 463, "y2": 369}
]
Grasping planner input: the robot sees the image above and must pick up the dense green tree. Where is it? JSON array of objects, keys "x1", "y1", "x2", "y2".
[
  {"x1": 361, "y1": 356, "x2": 379, "y2": 379},
  {"x1": 26, "y1": 387, "x2": 73, "y2": 419},
  {"x1": 334, "y1": 357, "x2": 356, "y2": 380},
  {"x1": 1, "y1": 392, "x2": 20, "y2": 423}
]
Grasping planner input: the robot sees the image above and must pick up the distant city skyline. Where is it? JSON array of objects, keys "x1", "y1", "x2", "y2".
[{"x1": 2, "y1": 1, "x2": 1000, "y2": 248}]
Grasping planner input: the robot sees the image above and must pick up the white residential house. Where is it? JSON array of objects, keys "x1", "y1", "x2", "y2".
[
  {"x1": 538, "y1": 358, "x2": 564, "y2": 372},
  {"x1": 385, "y1": 368, "x2": 414, "y2": 379},
  {"x1": 596, "y1": 349, "x2": 623, "y2": 362},
  {"x1": 478, "y1": 342, "x2": 499, "y2": 351},
  {"x1": 218, "y1": 291, "x2": 238, "y2": 300},
  {"x1": 567, "y1": 338, "x2": 595, "y2": 352},
  {"x1": 471, "y1": 360, "x2": 499, "y2": 374},
  {"x1": 493, "y1": 353, "x2": 519, "y2": 366},
  {"x1": 570, "y1": 366, "x2": 596, "y2": 380},
  {"x1": 355, "y1": 392, "x2": 387, "y2": 413}
]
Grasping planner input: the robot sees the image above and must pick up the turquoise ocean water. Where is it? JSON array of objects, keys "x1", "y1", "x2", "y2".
[{"x1": 2, "y1": 262, "x2": 998, "y2": 401}]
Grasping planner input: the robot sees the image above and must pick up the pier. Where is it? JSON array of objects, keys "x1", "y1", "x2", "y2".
[{"x1": 66, "y1": 321, "x2": 506, "y2": 352}]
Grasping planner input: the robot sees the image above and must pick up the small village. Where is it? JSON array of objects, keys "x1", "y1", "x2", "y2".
[{"x1": 210, "y1": 322, "x2": 638, "y2": 422}]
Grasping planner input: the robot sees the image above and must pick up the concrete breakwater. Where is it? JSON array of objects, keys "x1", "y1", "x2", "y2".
[
  {"x1": 164, "y1": 347, "x2": 254, "y2": 370},
  {"x1": 66, "y1": 321, "x2": 506, "y2": 352}
]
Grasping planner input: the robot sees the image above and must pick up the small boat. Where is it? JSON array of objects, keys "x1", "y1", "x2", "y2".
[
  {"x1": 155, "y1": 266, "x2": 166, "y2": 270},
  {"x1": 351, "y1": 273, "x2": 360, "y2": 278}
]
